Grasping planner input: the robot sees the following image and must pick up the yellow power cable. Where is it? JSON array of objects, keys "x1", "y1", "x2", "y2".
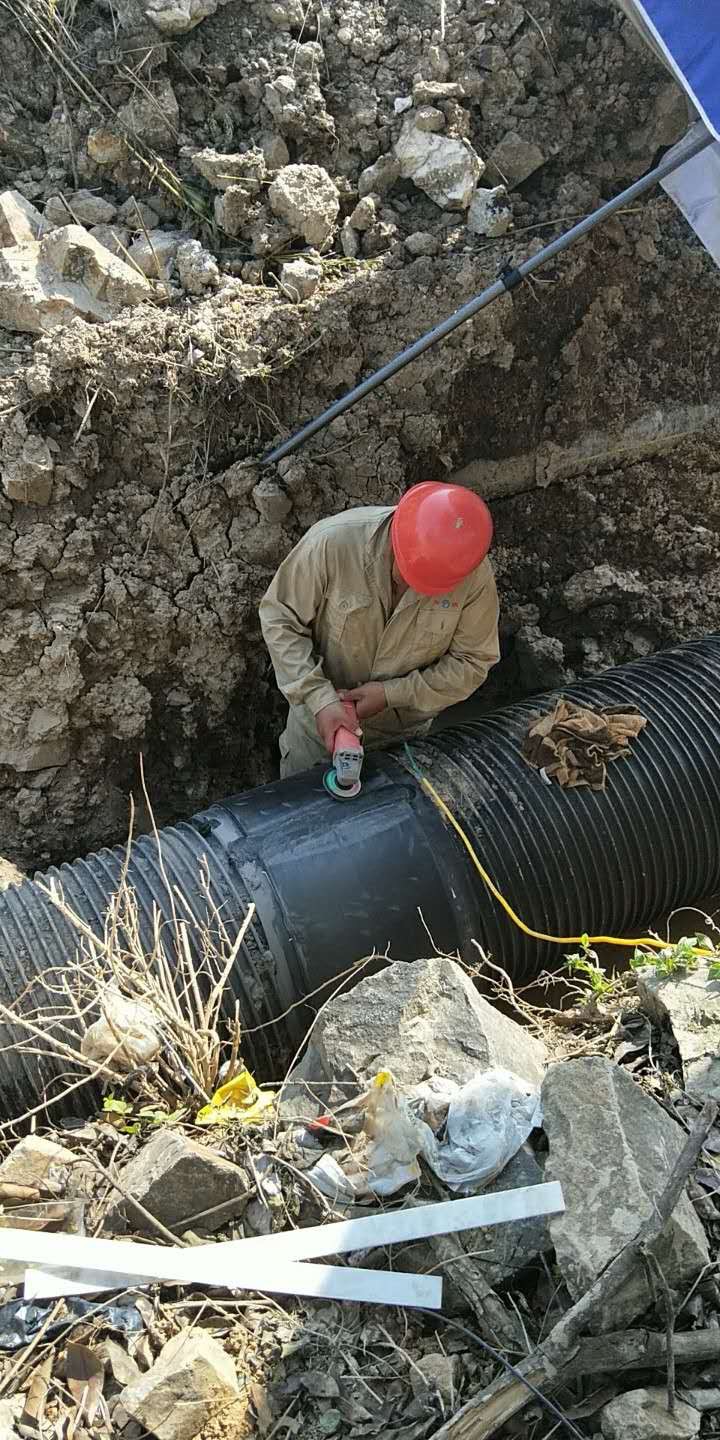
[{"x1": 419, "y1": 772, "x2": 715, "y2": 960}]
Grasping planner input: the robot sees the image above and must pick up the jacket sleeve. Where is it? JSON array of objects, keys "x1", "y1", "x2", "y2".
[
  {"x1": 259, "y1": 534, "x2": 339, "y2": 717},
  {"x1": 383, "y1": 567, "x2": 500, "y2": 716}
]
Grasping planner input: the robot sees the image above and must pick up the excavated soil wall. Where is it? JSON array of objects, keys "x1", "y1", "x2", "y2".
[{"x1": 1, "y1": 0, "x2": 720, "y2": 866}]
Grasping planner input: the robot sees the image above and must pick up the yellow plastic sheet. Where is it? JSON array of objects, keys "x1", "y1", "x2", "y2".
[{"x1": 196, "y1": 1069, "x2": 275, "y2": 1126}]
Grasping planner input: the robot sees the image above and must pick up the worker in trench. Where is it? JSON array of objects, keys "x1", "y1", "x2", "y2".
[{"x1": 259, "y1": 482, "x2": 500, "y2": 777}]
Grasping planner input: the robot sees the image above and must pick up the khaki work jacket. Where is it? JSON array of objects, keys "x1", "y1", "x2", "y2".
[{"x1": 259, "y1": 505, "x2": 500, "y2": 745}]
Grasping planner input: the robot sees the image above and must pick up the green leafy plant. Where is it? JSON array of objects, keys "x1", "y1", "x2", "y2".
[
  {"x1": 564, "y1": 943, "x2": 618, "y2": 1001},
  {"x1": 630, "y1": 934, "x2": 720, "y2": 978}
]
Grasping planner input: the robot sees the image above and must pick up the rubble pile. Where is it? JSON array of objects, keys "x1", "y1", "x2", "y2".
[{"x1": 0, "y1": 947, "x2": 717, "y2": 1440}]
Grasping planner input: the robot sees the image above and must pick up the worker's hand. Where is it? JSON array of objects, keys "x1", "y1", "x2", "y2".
[
  {"x1": 346, "y1": 682, "x2": 387, "y2": 721},
  {"x1": 315, "y1": 701, "x2": 362, "y2": 755}
]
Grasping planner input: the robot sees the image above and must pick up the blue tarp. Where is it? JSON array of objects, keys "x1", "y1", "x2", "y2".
[{"x1": 630, "y1": 0, "x2": 720, "y2": 142}]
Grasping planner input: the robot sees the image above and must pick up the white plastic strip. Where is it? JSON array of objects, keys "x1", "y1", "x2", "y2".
[
  {"x1": 24, "y1": 1261, "x2": 442, "y2": 1309},
  {"x1": 13, "y1": 1182, "x2": 563, "y2": 1308}
]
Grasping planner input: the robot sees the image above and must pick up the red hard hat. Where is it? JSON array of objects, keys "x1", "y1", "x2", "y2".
[{"x1": 391, "y1": 482, "x2": 493, "y2": 596}]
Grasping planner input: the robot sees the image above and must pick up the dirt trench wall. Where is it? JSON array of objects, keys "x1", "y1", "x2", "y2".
[{"x1": 2, "y1": 0, "x2": 720, "y2": 866}]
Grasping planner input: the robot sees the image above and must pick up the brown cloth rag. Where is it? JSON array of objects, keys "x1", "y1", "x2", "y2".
[{"x1": 522, "y1": 699, "x2": 648, "y2": 791}]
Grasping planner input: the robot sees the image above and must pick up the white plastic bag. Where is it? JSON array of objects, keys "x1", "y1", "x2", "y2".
[
  {"x1": 81, "y1": 987, "x2": 161, "y2": 1070},
  {"x1": 418, "y1": 1069, "x2": 543, "y2": 1193}
]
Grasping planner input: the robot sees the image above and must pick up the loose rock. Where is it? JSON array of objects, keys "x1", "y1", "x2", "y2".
[
  {"x1": 282, "y1": 957, "x2": 546, "y2": 1118},
  {"x1": 468, "y1": 184, "x2": 512, "y2": 237},
  {"x1": 404, "y1": 231, "x2": 440, "y2": 256},
  {"x1": 142, "y1": 0, "x2": 219, "y2": 33},
  {"x1": 637, "y1": 962, "x2": 720, "y2": 1102},
  {"x1": 278, "y1": 256, "x2": 322, "y2": 301},
  {"x1": 89, "y1": 224, "x2": 131, "y2": 257},
  {"x1": 120, "y1": 1329, "x2": 238, "y2": 1440},
  {"x1": 357, "y1": 154, "x2": 401, "y2": 198},
  {"x1": 543, "y1": 1057, "x2": 710, "y2": 1325},
  {"x1": 268, "y1": 163, "x2": 340, "y2": 248},
  {"x1": 394, "y1": 118, "x2": 483, "y2": 210},
  {"x1": 127, "y1": 230, "x2": 185, "y2": 278},
  {"x1": 104, "y1": 1128, "x2": 251, "y2": 1236},
  {"x1": 252, "y1": 477, "x2": 293, "y2": 523},
  {"x1": 349, "y1": 195, "x2": 378, "y2": 231},
  {"x1": 488, "y1": 130, "x2": 545, "y2": 187},
  {"x1": 0, "y1": 226, "x2": 152, "y2": 334},
  {"x1": 0, "y1": 190, "x2": 43, "y2": 247},
  {"x1": 45, "y1": 190, "x2": 117, "y2": 228},
  {"x1": 192, "y1": 146, "x2": 266, "y2": 192},
  {"x1": 601, "y1": 1388, "x2": 700, "y2": 1440},
  {"x1": 410, "y1": 1354, "x2": 456, "y2": 1408},
  {"x1": 176, "y1": 239, "x2": 220, "y2": 294},
  {"x1": 0, "y1": 1134, "x2": 73, "y2": 1188}
]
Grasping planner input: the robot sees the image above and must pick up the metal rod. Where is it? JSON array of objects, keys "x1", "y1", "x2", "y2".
[{"x1": 262, "y1": 126, "x2": 713, "y2": 468}]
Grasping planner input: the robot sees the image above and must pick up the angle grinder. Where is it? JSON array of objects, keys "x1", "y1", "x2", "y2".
[{"x1": 323, "y1": 699, "x2": 364, "y2": 800}]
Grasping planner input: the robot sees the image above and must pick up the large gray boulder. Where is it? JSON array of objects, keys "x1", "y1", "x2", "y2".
[
  {"x1": 281, "y1": 957, "x2": 546, "y2": 1119},
  {"x1": 637, "y1": 961, "x2": 720, "y2": 1102},
  {"x1": 543, "y1": 1057, "x2": 709, "y2": 1325}
]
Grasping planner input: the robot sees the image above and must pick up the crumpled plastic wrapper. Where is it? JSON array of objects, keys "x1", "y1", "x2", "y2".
[
  {"x1": 81, "y1": 987, "x2": 161, "y2": 1070},
  {"x1": 304, "y1": 1067, "x2": 543, "y2": 1201}
]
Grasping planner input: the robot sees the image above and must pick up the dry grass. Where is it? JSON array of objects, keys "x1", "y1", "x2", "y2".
[{"x1": 0, "y1": 799, "x2": 254, "y2": 1129}]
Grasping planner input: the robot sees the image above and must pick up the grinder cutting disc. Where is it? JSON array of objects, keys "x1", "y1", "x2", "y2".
[{"x1": 323, "y1": 767, "x2": 362, "y2": 800}]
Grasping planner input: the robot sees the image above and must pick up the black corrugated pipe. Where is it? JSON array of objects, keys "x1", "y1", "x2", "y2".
[{"x1": 2, "y1": 634, "x2": 720, "y2": 1121}]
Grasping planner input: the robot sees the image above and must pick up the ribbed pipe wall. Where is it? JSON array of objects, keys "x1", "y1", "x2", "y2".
[{"x1": 1, "y1": 636, "x2": 719, "y2": 1121}]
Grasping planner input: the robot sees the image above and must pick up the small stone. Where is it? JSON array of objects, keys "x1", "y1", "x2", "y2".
[
  {"x1": 176, "y1": 238, "x2": 220, "y2": 294},
  {"x1": 120, "y1": 1330, "x2": 238, "y2": 1440},
  {"x1": 0, "y1": 1134, "x2": 73, "y2": 1188},
  {"x1": 278, "y1": 256, "x2": 322, "y2": 301},
  {"x1": 87, "y1": 128, "x2": 126, "y2": 166},
  {"x1": 468, "y1": 184, "x2": 512, "y2": 237},
  {"x1": 349, "y1": 195, "x2": 377, "y2": 231},
  {"x1": 410, "y1": 1354, "x2": 457, "y2": 1408},
  {"x1": 0, "y1": 190, "x2": 43, "y2": 246},
  {"x1": 268, "y1": 163, "x2": 340, "y2": 248},
  {"x1": 318, "y1": 1411, "x2": 342, "y2": 1436},
  {"x1": 118, "y1": 197, "x2": 160, "y2": 230},
  {"x1": 127, "y1": 229, "x2": 185, "y2": 277},
  {"x1": 488, "y1": 131, "x2": 545, "y2": 187},
  {"x1": 362, "y1": 220, "x2": 397, "y2": 257},
  {"x1": 192, "y1": 146, "x2": 265, "y2": 192},
  {"x1": 104, "y1": 1128, "x2": 251, "y2": 1236},
  {"x1": 394, "y1": 96, "x2": 413, "y2": 114},
  {"x1": 394, "y1": 118, "x2": 483, "y2": 210},
  {"x1": 601, "y1": 1388, "x2": 700, "y2": 1440},
  {"x1": 214, "y1": 184, "x2": 259, "y2": 237},
  {"x1": 117, "y1": 78, "x2": 180, "y2": 150},
  {"x1": 260, "y1": 131, "x2": 290, "y2": 170},
  {"x1": 142, "y1": 0, "x2": 218, "y2": 34},
  {"x1": 340, "y1": 217, "x2": 359, "y2": 258},
  {"x1": 97, "y1": 1338, "x2": 142, "y2": 1390},
  {"x1": 45, "y1": 190, "x2": 117, "y2": 228},
  {"x1": 90, "y1": 224, "x2": 131, "y2": 256},
  {"x1": 414, "y1": 105, "x2": 445, "y2": 133},
  {"x1": 265, "y1": 0, "x2": 304, "y2": 27},
  {"x1": 252, "y1": 477, "x2": 293, "y2": 523},
  {"x1": 413, "y1": 79, "x2": 465, "y2": 104},
  {"x1": 1, "y1": 432, "x2": 54, "y2": 505},
  {"x1": 358, "y1": 154, "x2": 401, "y2": 198},
  {"x1": 404, "y1": 230, "x2": 440, "y2": 256}
]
